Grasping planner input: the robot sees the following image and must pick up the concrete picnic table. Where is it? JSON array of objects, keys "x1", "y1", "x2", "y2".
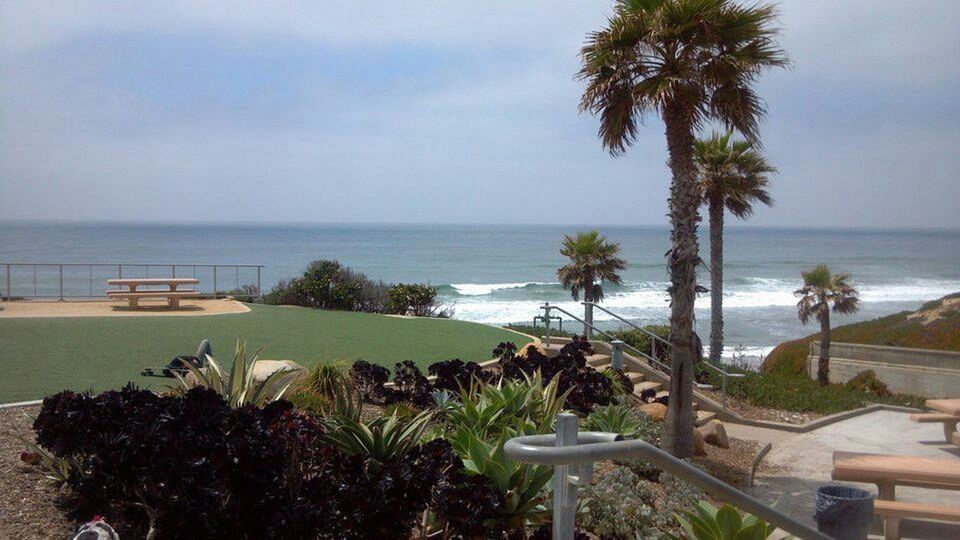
[
  {"x1": 106, "y1": 278, "x2": 200, "y2": 308},
  {"x1": 832, "y1": 451, "x2": 960, "y2": 500},
  {"x1": 927, "y1": 399, "x2": 960, "y2": 416},
  {"x1": 107, "y1": 278, "x2": 199, "y2": 292}
]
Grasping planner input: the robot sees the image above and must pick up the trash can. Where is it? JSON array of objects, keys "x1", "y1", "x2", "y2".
[{"x1": 814, "y1": 484, "x2": 874, "y2": 539}]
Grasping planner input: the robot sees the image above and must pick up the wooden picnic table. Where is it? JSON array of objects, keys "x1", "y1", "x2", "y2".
[
  {"x1": 832, "y1": 451, "x2": 960, "y2": 500},
  {"x1": 106, "y1": 278, "x2": 200, "y2": 308}
]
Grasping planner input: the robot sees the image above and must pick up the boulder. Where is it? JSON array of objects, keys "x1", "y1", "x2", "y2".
[
  {"x1": 638, "y1": 402, "x2": 667, "y2": 421},
  {"x1": 693, "y1": 425, "x2": 707, "y2": 456},
  {"x1": 252, "y1": 360, "x2": 307, "y2": 395},
  {"x1": 698, "y1": 419, "x2": 729, "y2": 449}
]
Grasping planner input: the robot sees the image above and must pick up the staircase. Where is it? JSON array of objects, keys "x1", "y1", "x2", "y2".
[{"x1": 539, "y1": 340, "x2": 718, "y2": 427}]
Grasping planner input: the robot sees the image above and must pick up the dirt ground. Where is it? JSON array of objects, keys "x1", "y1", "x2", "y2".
[
  {"x1": 0, "y1": 405, "x2": 75, "y2": 539},
  {"x1": 0, "y1": 298, "x2": 250, "y2": 318}
]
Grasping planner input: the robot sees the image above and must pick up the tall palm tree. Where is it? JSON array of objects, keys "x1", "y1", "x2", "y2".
[
  {"x1": 795, "y1": 265, "x2": 860, "y2": 386},
  {"x1": 557, "y1": 231, "x2": 626, "y2": 337},
  {"x1": 578, "y1": 0, "x2": 787, "y2": 457},
  {"x1": 695, "y1": 131, "x2": 775, "y2": 364}
]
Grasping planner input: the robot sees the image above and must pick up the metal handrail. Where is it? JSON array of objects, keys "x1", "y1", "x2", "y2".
[
  {"x1": 541, "y1": 303, "x2": 673, "y2": 375},
  {"x1": 505, "y1": 413, "x2": 829, "y2": 540},
  {"x1": 580, "y1": 302, "x2": 749, "y2": 410},
  {"x1": 2, "y1": 262, "x2": 265, "y2": 301}
]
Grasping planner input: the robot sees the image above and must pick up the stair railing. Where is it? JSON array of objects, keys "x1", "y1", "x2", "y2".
[
  {"x1": 540, "y1": 303, "x2": 672, "y2": 376},
  {"x1": 505, "y1": 412, "x2": 829, "y2": 540},
  {"x1": 579, "y1": 302, "x2": 747, "y2": 410}
]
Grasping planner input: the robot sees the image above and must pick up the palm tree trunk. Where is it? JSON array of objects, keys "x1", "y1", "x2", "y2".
[
  {"x1": 817, "y1": 308, "x2": 831, "y2": 386},
  {"x1": 708, "y1": 199, "x2": 724, "y2": 364},
  {"x1": 660, "y1": 104, "x2": 699, "y2": 458}
]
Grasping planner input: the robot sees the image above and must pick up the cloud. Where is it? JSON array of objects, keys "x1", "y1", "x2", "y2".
[{"x1": 1, "y1": 1, "x2": 958, "y2": 227}]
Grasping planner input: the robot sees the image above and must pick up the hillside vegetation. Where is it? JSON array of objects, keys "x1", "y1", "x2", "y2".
[{"x1": 762, "y1": 292, "x2": 960, "y2": 375}]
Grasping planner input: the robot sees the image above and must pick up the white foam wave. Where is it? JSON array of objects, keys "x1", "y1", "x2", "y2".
[
  {"x1": 444, "y1": 278, "x2": 960, "y2": 324},
  {"x1": 450, "y1": 282, "x2": 542, "y2": 296}
]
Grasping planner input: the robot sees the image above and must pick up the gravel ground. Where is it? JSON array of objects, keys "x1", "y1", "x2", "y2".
[
  {"x1": 0, "y1": 405, "x2": 75, "y2": 539},
  {"x1": 699, "y1": 388, "x2": 820, "y2": 425}
]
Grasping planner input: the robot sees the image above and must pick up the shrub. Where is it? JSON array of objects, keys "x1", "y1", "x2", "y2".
[
  {"x1": 497, "y1": 337, "x2": 622, "y2": 412},
  {"x1": 383, "y1": 360, "x2": 434, "y2": 407},
  {"x1": 264, "y1": 259, "x2": 390, "y2": 313},
  {"x1": 845, "y1": 369, "x2": 890, "y2": 397},
  {"x1": 580, "y1": 466, "x2": 659, "y2": 538},
  {"x1": 301, "y1": 361, "x2": 348, "y2": 400},
  {"x1": 386, "y1": 283, "x2": 451, "y2": 317},
  {"x1": 428, "y1": 358, "x2": 491, "y2": 393},
  {"x1": 33, "y1": 386, "x2": 459, "y2": 539},
  {"x1": 431, "y1": 468, "x2": 504, "y2": 538},
  {"x1": 583, "y1": 405, "x2": 646, "y2": 438},
  {"x1": 349, "y1": 360, "x2": 390, "y2": 402},
  {"x1": 609, "y1": 324, "x2": 671, "y2": 359}
]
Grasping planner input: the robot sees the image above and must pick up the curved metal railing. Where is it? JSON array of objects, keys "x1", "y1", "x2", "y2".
[
  {"x1": 505, "y1": 413, "x2": 828, "y2": 540},
  {"x1": 540, "y1": 303, "x2": 673, "y2": 375}
]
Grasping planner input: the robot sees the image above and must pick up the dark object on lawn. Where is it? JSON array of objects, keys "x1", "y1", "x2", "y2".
[
  {"x1": 73, "y1": 517, "x2": 119, "y2": 540},
  {"x1": 140, "y1": 339, "x2": 212, "y2": 377}
]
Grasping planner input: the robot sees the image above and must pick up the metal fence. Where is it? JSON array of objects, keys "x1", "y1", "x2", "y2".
[{"x1": 1, "y1": 263, "x2": 264, "y2": 300}]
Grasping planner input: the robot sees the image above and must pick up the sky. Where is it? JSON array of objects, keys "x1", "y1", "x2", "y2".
[{"x1": 1, "y1": 1, "x2": 958, "y2": 228}]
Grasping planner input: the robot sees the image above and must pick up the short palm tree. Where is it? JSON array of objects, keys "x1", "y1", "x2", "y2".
[
  {"x1": 557, "y1": 231, "x2": 626, "y2": 336},
  {"x1": 695, "y1": 131, "x2": 775, "y2": 363},
  {"x1": 795, "y1": 265, "x2": 860, "y2": 386},
  {"x1": 578, "y1": 0, "x2": 787, "y2": 457}
]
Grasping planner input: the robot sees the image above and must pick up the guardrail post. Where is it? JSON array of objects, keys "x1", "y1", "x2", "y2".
[
  {"x1": 59, "y1": 264, "x2": 64, "y2": 300},
  {"x1": 721, "y1": 372, "x2": 728, "y2": 409},
  {"x1": 5, "y1": 264, "x2": 10, "y2": 301},
  {"x1": 610, "y1": 340, "x2": 624, "y2": 371},
  {"x1": 553, "y1": 414, "x2": 578, "y2": 540},
  {"x1": 213, "y1": 266, "x2": 217, "y2": 299},
  {"x1": 542, "y1": 304, "x2": 552, "y2": 347}
]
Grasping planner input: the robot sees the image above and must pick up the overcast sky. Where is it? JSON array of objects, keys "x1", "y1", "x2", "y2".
[{"x1": 1, "y1": 1, "x2": 958, "y2": 228}]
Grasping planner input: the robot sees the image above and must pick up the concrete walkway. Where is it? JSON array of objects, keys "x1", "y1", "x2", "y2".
[{"x1": 738, "y1": 410, "x2": 960, "y2": 539}]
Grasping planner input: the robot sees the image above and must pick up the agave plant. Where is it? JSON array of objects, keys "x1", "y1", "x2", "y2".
[
  {"x1": 322, "y1": 409, "x2": 434, "y2": 470},
  {"x1": 674, "y1": 501, "x2": 782, "y2": 540},
  {"x1": 173, "y1": 339, "x2": 297, "y2": 408},
  {"x1": 454, "y1": 429, "x2": 553, "y2": 532},
  {"x1": 583, "y1": 405, "x2": 645, "y2": 439}
]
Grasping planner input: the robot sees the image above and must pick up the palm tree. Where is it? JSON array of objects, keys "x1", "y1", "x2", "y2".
[
  {"x1": 695, "y1": 131, "x2": 775, "y2": 364},
  {"x1": 578, "y1": 0, "x2": 787, "y2": 457},
  {"x1": 795, "y1": 265, "x2": 860, "y2": 386},
  {"x1": 557, "y1": 231, "x2": 626, "y2": 336}
]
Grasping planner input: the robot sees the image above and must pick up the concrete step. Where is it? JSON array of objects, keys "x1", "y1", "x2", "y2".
[
  {"x1": 634, "y1": 381, "x2": 662, "y2": 394},
  {"x1": 587, "y1": 354, "x2": 610, "y2": 367},
  {"x1": 696, "y1": 409, "x2": 718, "y2": 426},
  {"x1": 627, "y1": 372, "x2": 645, "y2": 384}
]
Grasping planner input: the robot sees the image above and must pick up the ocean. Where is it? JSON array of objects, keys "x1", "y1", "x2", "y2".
[{"x1": 2, "y1": 221, "x2": 959, "y2": 362}]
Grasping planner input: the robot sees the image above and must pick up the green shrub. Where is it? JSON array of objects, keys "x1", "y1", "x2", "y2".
[
  {"x1": 302, "y1": 361, "x2": 348, "y2": 400},
  {"x1": 608, "y1": 325, "x2": 671, "y2": 359},
  {"x1": 386, "y1": 283, "x2": 450, "y2": 317},
  {"x1": 263, "y1": 259, "x2": 391, "y2": 312},
  {"x1": 583, "y1": 405, "x2": 646, "y2": 439},
  {"x1": 845, "y1": 369, "x2": 890, "y2": 397}
]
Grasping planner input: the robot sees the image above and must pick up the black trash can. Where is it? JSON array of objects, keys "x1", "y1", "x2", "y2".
[{"x1": 814, "y1": 484, "x2": 874, "y2": 539}]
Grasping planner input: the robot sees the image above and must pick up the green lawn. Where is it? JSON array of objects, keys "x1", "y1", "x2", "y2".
[{"x1": 0, "y1": 304, "x2": 531, "y2": 402}]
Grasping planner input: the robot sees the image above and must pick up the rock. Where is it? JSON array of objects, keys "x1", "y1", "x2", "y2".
[
  {"x1": 693, "y1": 425, "x2": 707, "y2": 456},
  {"x1": 252, "y1": 360, "x2": 307, "y2": 394},
  {"x1": 698, "y1": 419, "x2": 729, "y2": 448},
  {"x1": 638, "y1": 402, "x2": 667, "y2": 421}
]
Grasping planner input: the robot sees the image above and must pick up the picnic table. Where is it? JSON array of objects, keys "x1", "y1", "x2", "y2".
[
  {"x1": 832, "y1": 451, "x2": 960, "y2": 500},
  {"x1": 927, "y1": 399, "x2": 960, "y2": 416},
  {"x1": 107, "y1": 278, "x2": 200, "y2": 309}
]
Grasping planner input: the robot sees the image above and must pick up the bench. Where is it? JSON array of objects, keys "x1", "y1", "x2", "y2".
[
  {"x1": 910, "y1": 412, "x2": 960, "y2": 443},
  {"x1": 832, "y1": 451, "x2": 960, "y2": 500},
  {"x1": 106, "y1": 290, "x2": 199, "y2": 309},
  {"x1": 874, "y1": 500, "x2": 960, "y2": 540}
]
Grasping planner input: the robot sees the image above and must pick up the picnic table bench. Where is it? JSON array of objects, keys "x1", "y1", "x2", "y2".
[
  {"x1": 833, "y1": 451, "x2": 960, "y2": 539},
  {"x1": 916, "y1": 399, "x2": 960, "y2": 443},
  {"x1": 107, "y1": 278, "x2": 200, "y2": 309}
]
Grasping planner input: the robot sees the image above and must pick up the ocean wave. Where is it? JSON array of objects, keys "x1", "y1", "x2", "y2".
[
  {"x1": 449, "y1": 282, "x2": 549, "y2": 296},
  {"x1": 442, "y1": 277, "x2": 960, "y2": 323}
]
